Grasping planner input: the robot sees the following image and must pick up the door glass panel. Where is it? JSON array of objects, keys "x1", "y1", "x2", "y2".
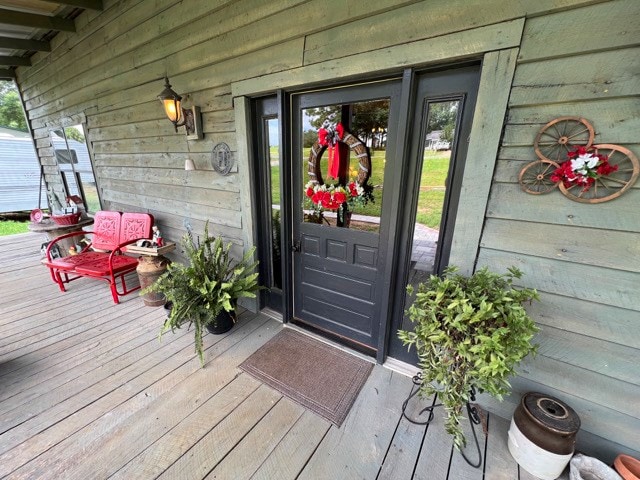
[
  {"x1": 266, "y1": 117, "x2": 282, "y2": 290},
  {"x1": 301, "y1": 99, "x2": 389, "y2": 233},
  {"x1": 402, "y1": 99, "x2": 461, "y2": 326}
]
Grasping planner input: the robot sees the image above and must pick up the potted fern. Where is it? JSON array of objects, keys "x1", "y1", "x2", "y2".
[
  {"x1": 143, "y1": 223, "x2": 261, "y2": 366},
  {"x1": 398, "y1": 266, "x2": 539, "y2": 449}
]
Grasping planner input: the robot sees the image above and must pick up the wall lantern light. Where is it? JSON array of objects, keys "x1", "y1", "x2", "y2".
[{"x1": 158, "y1": 76, "x2": 203, "y2": 140}]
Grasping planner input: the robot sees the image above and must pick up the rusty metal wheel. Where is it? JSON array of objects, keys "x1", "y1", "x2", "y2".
[
  {"x1": 559, "y1": 144, "x2": 639, "y2": 204},
  {"x1": 534, "y1": 117, "x2": 594, "y2": 163},
  {"x1": 519, "y1": 160, "x2": 561, "y2": 194}
]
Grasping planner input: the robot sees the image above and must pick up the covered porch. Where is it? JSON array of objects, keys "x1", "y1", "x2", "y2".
[{"x1": 0, "y1": 232, "x2": 556, "y2": 479}]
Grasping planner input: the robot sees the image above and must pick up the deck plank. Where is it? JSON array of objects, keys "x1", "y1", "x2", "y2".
[
  {"x1": 157, "y1": 384, "x2": 283, "y2": 479},
  {"x1": 108, "y1": 373, "x2": 262, "y2": 479},
  {"x1": 377, "y1": 390, "x2": 434, "y2": 479},
  {"x1": 448, "y1": 408, "x2": 488, "y2": 479},
  {"x1": 413, "y1": 398, "x2": 455, "y2": 480},
  {"x1": 0, "y1": 304, "x2": 155, "y2": 401},
  {"x1": 0, "y1": 307, "x2": 161, "y2": 415},
  {"x1": 5, "y1": 317, "x2": 280, "y2": 479},
  {"x1": 0, "y1": 301, "x2": 148, "y2": 380},
  {"x1": 206, "y1": 396, "x2": 305, "y2": 479},
  {"x1": 250, "y1": 410, "x2": 332, "y2": 480},
  {"x1": 484, "y1": 414, "x2": 519, "y2": 479},
  {"x1": 298, "y1": 368, "x2": 408, "y2": 480}
]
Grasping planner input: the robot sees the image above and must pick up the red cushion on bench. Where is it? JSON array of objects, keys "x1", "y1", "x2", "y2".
[{"x1": 74, "y1": 255, "x2": 138, "y2": 276}]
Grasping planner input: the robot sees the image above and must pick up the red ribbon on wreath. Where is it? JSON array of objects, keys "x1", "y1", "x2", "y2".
[{"x1": 318, "y1": 121, "x2": 345, "y2": 179}]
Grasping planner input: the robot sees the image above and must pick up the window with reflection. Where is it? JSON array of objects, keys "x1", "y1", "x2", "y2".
[
  {"x1": 409, "y1": 100, "x2": 459, "y2": 278},
  {"x1": 50, "y1": 125, "x2": 100, "y2": 212},
  {"x1": 266, "y1": 117, "x2": 282, "y2": 290},
  {"x1": 301, "y1": 99, "x2": 389, "y2": 233}
]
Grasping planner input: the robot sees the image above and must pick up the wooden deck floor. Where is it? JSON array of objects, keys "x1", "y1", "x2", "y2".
[{"x1": 0, "y1": 232, "x2": 551, "y2": 479}]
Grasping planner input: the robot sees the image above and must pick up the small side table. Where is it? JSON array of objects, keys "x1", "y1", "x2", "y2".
[
  {"x1": 28, "y1": 217, "x2": 94, "y2": 257},
  {"x1": 125, "y1": 242, "x2": 176, "y2": 306}
]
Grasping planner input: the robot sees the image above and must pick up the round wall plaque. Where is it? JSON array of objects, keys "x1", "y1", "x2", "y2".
[{"x1": 211, "y1": 142, "x2": 233, "y2": 175}]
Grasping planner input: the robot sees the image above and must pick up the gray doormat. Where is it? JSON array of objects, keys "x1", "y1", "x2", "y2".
[{"x1": 239, "y1": 328, "x2": 374, "y2": 426}]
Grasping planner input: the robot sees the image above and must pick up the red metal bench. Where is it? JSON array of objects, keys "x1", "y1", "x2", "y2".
[{"x1": 43, "y1": 211, "x2": 154, "y2": 304}]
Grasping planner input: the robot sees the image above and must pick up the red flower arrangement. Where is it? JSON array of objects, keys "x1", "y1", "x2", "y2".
[
  {"x1": 304, "y1": 180, "x2": 373, "y2": 220},
  {"x1": 550, "y1": 146, "x2": 618, "y2": 191}
]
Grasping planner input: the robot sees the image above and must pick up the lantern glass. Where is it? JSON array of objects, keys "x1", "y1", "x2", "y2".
[{"x1": 163, "y1": 97, "x2": 182, "y2": 123}]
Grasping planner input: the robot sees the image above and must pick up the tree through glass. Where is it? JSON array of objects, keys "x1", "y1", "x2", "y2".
[{"x1": 301, "y1": 99, "x2": 389, "y2": 232}]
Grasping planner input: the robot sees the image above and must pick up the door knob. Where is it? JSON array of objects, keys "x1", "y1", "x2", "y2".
[{"x1": 291, "y1": 240, "x2": 301, "y2": 252}]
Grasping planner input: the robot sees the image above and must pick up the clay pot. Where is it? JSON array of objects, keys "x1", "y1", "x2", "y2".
[{"x1": 615, "y1": 454, "x2": 640, "y2": 480}]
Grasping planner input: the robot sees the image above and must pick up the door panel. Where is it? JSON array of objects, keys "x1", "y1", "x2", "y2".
[
  {"x1": 292, "y1": 80, "x2": 401, "y2": 352},
  {"x1": 387, "y1": 65, "x2": 481, "y2": 363},
  {"x1": 252, "y1": 96, "x2": 283, "y2": 312}
]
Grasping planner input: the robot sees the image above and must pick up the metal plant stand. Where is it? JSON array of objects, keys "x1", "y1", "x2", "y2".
[{"x1": 401, "y1": 372, "x2": 483, "y2": 468}]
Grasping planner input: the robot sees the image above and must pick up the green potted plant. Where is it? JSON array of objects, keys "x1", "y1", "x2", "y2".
[
  {"x1": 398, "y1": 266, "x2": 539, "y2": 449},
  {"x1": 143, "y1": 223, "x2": 261, "y2": 366}
]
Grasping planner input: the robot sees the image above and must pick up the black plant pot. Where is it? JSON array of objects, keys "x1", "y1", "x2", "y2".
[{"x1": 206, "y1": 310, "x2": 235, "y2": 334}]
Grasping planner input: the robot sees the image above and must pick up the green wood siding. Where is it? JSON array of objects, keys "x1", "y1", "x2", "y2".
[
  {"x1": 477, "y1": 0, "x2": 640, "y2": 461},
  {"x1": 15, "y1": 0, "x2": 638, "y2": 461}
]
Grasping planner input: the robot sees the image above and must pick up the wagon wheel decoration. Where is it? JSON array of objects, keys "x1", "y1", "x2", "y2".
[
  {"x1": 558, "y1": 144, "x2": 639, "y2": 204},
  {"x1": 308, "y1": 125, "x2": 371, "y2": 187},
  {"x1": 519, "y1": 160, "x2": 560, "y2": 194},
  {"x1": 534, "y1": 117, "x2": 595, "y2": 163}
]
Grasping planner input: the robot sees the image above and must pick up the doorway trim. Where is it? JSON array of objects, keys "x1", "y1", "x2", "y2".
[{"x1": 233, "y1": 37, "x2": 521, "y2": 361}]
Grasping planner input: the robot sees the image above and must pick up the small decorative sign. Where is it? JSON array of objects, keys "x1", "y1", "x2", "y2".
[{"x1": 211, "y1": 142, "x2": 233, "y2": 175}]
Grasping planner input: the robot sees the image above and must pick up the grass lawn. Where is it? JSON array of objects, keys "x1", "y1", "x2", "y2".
[
  {"x1": 0, "y1": 220, "x2": 30, "y2": 236},
  {"x1": 271, "y1": 148, "x2": 450, "y2": 229}
]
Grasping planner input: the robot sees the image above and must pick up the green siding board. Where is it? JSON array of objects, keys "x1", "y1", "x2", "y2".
[
  {"x1": 477, "y1": 249, "x2": 640, "y2": 311},
  {"x1": 100, "y1": 178, "x2": 240, "y2": 210},
  {"x1": 94, "y1": 152, "x2": 239, "y2": 174},
  {"x1": 532, "y1": 292, "x2": 640, "y2": 350},
  {"x1": 481, "y1": 218, "x2": 640, "y2": 272},
  {"x1": 507, "y1": 98, "x2": 640, "y2": 129},
  {"x1": 510, "y1": 47, "x2": 640, "y2": 106},
  {"x1": 534, "y1": 326, "x2": 639, "y2": 385},
  {"x1": 502, "y1": 121, "x2": 639, "y2": 146},
  {"x1": 303, "y1": 0, "x2": 607, "y2": 65},
  {"x1": 233, "y1": 20, "x2": 525, "y2": 97},
  {"x1": 99, "y1": 166, "x2": 241, "y2": 193},
  {"x1": 519, "y1": 353, "x2": 639, "y2": 419},
  {"x1": 519, "y1": 0, "x2": 640, "y2": 63},
  {"x1": 101, "y1": 189, "x2": 242, "y2": 229},
  {"x1": 486, "y1": 183, "x2": 640, "y2": 232}
]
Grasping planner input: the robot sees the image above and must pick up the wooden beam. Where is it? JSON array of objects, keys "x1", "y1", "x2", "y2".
[
  {"x1": 0, "y1": 8, "x2": 76, "y2": 32},
  {"x1": 0, "y1": 36, "x2": 51, "y2": 52},
  {"x1": 41, "y1": 0, "x2": 104, "y2": 10},
  {"x1": 0, "y1": 55, "x2": 31, "y2": 66},
  {"x1": 0, "y1": 68, "x2": 15, "y2": 79}
]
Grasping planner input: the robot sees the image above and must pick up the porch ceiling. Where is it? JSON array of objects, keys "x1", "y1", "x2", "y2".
[{"x1": 0, "y1": 0, "x2": 103, "y2": 79}]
